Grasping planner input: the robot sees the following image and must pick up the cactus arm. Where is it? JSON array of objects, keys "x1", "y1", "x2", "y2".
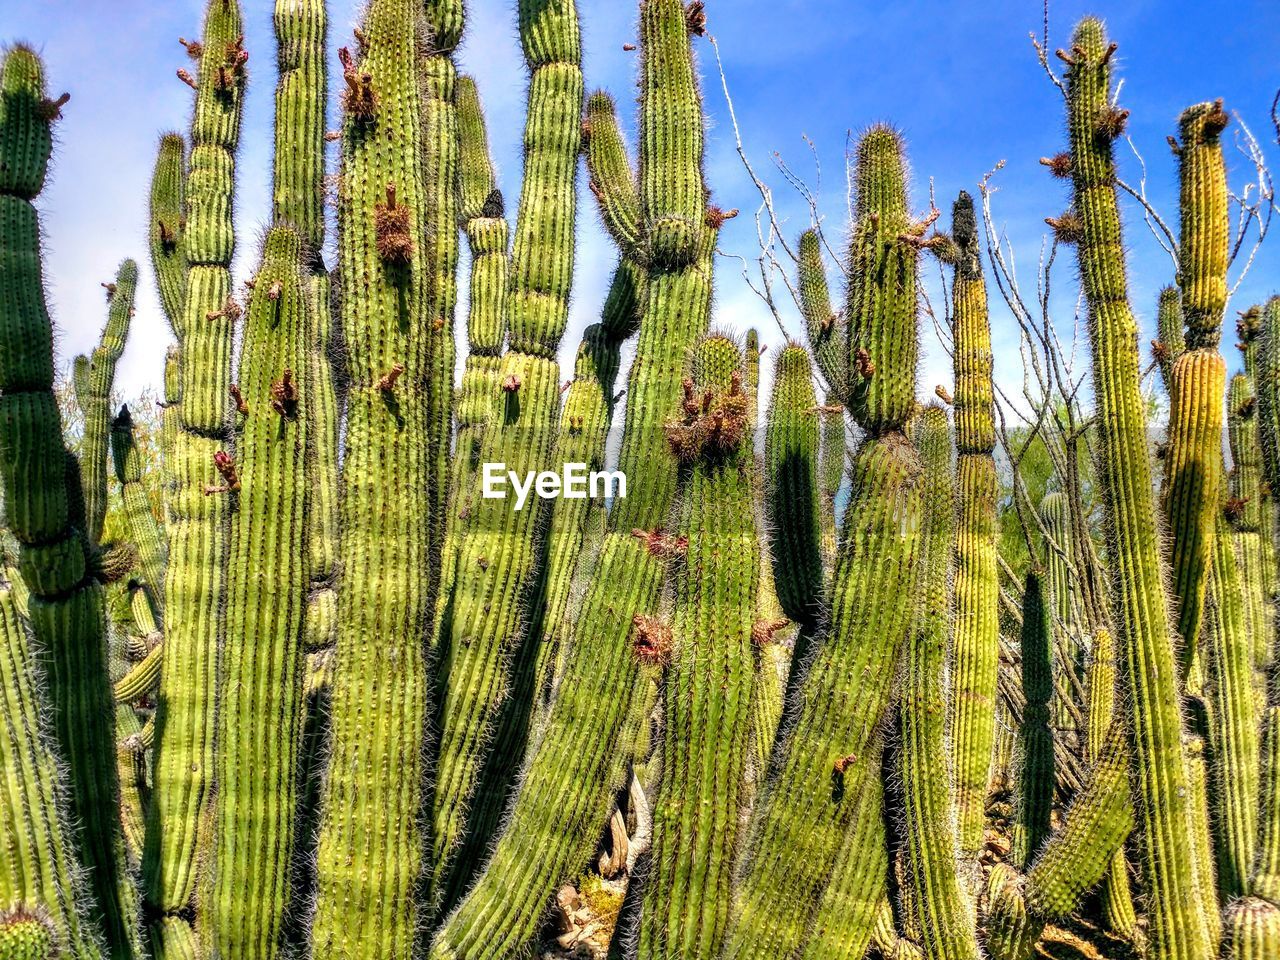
[
  {"x1": 79, "y1": 260, "x2": 138, "y2": 545},
  {"x1": 897, "y1": 406, "x2": 981, "y2": 960},
  {"x1": 210, "y1": 227, "x2": 311, "y2": 959},
  {"x1": 1227, "y1": 365, "x2": 1269, "y2": 684},
  {"x1": 798, "y1": 228, "x2": 846, "y2": 392},
  {"x1": 1, "y1": 585, "x2": 105, "y2": 959},
  {"x1": 584, "y1": 91, "x2": 643, "y2": 254},
  {"x1": 109, "y1": 407, "x2": 166, "y2": 615},
  {"x1": 818, "y1": 393, "x2": 845, "y2": 566},
  {"x1": 1154, "y1": 285, "x2": 1184, "y2": 392},
  {"x1": 309, "y1": 0, "x2": 436, "y2": 953},
  {"x1": 947, "y1": 190, "x2": 1001, "y2": 862},
  {"x1": 638, "y1": 336, "x2": 757, "y2": 960},
  {"x1": 0, "y1": 46, "x2": 138, "y2": 958},
  {"x1": 1254, "y1": 707, "x2": 1280, "y2": 901},
  {"x1": 148, "y1": 133, "x2": 187, "y2": 336},
  {"x1": 1013, "y1": 570, "x2": 1054, "y2": 867},
  {"x1": 1061, "y1": 22, "x2": 1213, "y2": 960}
]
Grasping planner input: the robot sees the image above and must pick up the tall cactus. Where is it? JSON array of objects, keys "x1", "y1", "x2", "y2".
[
  {"x1": 77, "y1": 260, "x2": 137, "y2": 545},
  {"x1": 898, "y1": 405, "x2": 980, "y2": 960},
  {"x1": 1059, "y1": 20, "x2": 1213, "y2": 960},
  {"x1": 110, "y1": 407, "x2": 167, "y2": 614},
  {"x1": 638, "y1": 335, "x2": 757, "y2": 960},
  {"x1": 0, "y1": 45, "x2": 137, "y2": 958},
  {"x1": 142, "y1": 2, "x2": 246, "y2": 947},
  {"x1": 1258, "y1": 297, "x2": 1280, "y2": 695},
  {"x1": 797, "y1": 227, "x2": 846, "y2": 393},
  {"x1": 1154, "y1": 285, "x2": 1185, "y2": 392},
  {"x1": 1013, "y1": 569, "x2": 1054, "y2": 867},
  {"x1": 947, "y1": 190, "x2": 1000, "y2": 862},
  {"x1": 429, "y1": 3, "x2": 716, "y2": 954},
  {"x1": 1228, "y1": 360, "x2": 1269, "y2": 685},
  {"x1": 310, "y1": 0, "x2": 436, "y2": 952},
  {"x1": 211, "y1": 227, "x2": 311, "y2": 959}
]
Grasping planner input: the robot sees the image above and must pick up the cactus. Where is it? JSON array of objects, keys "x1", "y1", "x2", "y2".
[
  {"x1": 309, "y1": 0, "x2": 436, "y2": 952},
  {"x1": 1224, "y1": 898, "x2": 1280, "y2": 960},
  {"x1": 1255, "y1": 707, "x2": 1280, "y2": 900},
  {"x1": 1228, "y1": 361, "x2": 1269, "y2": 686},
  {"x1": 797, "y1": 228, "x2": 846, "y2": 393},
  {"x1": 428, "y1": 3, "x2": 716, "y2": 954},
  {"x1": 76, "y1": 260, "x2": 137, "y2": 545},
  {"x1": 1155, "y1": 285, "x2": 1185, "y2": 391},
  {"x1": 897, "y1": 405, "x2": 981, "y2": 960},
  {"x1": 638, "y1": 335, "x2": 757, "y2": 960},
  {"x1": 110, "y1": 408, "x2": 166, "y2": 615},
  {"x1": 947, "y1": 190, "x2": 1000, "y2": 862},
  {"x1": 0, "y1": 45, "x2": 137, "y2": 958},
  {"x1": 142, "y1": 1, "x2": 246, "y2": 946},
  {"x1": 1013, "y1": 570, "x2": 1054, "y2": 868},
  {"x1": 818, "y1": 394, "x2": 845, "y2": 565},
  {"x1": 210, "y1": 227, "x2": 311, "y2": 959},
  {"x1": 1058, "y1": 21, "x2": 1215, "y2": 958}
]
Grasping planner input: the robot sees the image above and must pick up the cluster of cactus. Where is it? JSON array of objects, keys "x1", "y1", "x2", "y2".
[{"x1": 3, "y1": 5, "x2": 1280, "y2": 960}]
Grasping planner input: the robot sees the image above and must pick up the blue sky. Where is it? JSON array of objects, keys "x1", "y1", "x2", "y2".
[{"x1": 5, "y1": 0, "x2": 1280, "y2": 409}]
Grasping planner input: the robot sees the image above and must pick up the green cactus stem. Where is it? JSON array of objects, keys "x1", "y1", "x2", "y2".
[
  {"x1": 724, "y1": 431, "x2": 923, "y2": 959},
  {"x1": 1154, "y1": 286, "x2": 1185, "y2": 392},
  {"x1": 310, "y1": 0, "x2": 435, "y2": 952},
  {"x1": 797, "y1": 228, "x2": 846, "y2": 393},
  {"x1": 638, "y1": 335, "x2": 757, "y2": 960},
  {"x1": 818, "y1": 394, "x2": 845, "y2": 567},
  {"x1": 148, "y1": 133, "x2": 187, "y2": 336},
  {"x1": 585, "y1": 90, "x2": 642, "y2": 256},
  {"x1": 428, "y1": 5, "x2": 714, "y2": 955},
  {"x1": 764, "y1": 343, "x2": 824, "y2": 628},
  {"x1": 1014, "y1": 570, "x2": 1054, "y2": 868},
  {"x1": 211, "y1": 226, "x2": 311, "y2": 959},
  {"x1": 1224, "y1": 899, "x2": 1280, "y2": 960},
  {"x1": 947, "y1": 190, "x2": 1000, "y2": 862},
  {"x1": 897, "y1": 405, "x2": 980, "y2": 960},
  {"x1": 142, "y1": 2, "x2": 246, "y2": 945},
  {"x1": 110, "y1": 407, "x2": 166, "y2": 615},
  {"x1": 1, "y1": 586, "x2": 104, "y2": 959},
  {"x1": 1227, "y1": 365, "x2": 1269, "y2": 683},
  {"x1": 1254, "y1": 707, "x2": 1280, "y2": 901},
  {"x1": 1061, "y1": 20, "x2": 1213, "y2": 960},
  {"x1": 77, "y1": 260, "x2": 137, "y2": 545},
  {"x1": 0, "y1": 45, "x2": 137, "y2": 958}
]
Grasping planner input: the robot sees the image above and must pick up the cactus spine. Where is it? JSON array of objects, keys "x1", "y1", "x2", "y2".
[
  {"x1": 638, "y1": 335, "x2": 757, "y2": 960},
  {"x1": 310, "y1": 0, "x2": 435, "y2": 952},
  {"x1": 898, "y1": 405, "x2": 980, "y2": 960},
  {"x1": 77, "y1": 261, "x2": 137, "y2": 545},
  {"x1": 211, "y1": 227, "x2": 311, "y2": 959},
  {"x1": 1061, "y1": 20, "x2": 1212, "y2": 960},
  {"x1": 0, "y1": 45, "x2": 137, "y2": 958},
  {"x1": 947, "y1": 190, "x2": 1000, "y2": 862},
  {"x1": 429, "y1": 3, "x2": 715, "y2": 954}
]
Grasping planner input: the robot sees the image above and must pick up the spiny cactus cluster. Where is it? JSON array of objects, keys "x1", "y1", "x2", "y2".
[{"x1": 3, "y1": 5, "x2": 1280, "y2": 960}]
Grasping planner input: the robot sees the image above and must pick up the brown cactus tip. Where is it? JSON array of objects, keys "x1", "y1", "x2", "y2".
[
  {"x1": 477, "y1": 555, "x2": 489, "y2": 571},
  {"x1": 338, "y1": 46, "x2": 378, "y2": 121},
  {"x1": 243, "y1": 277, "x2": 256, "y2": 290},
  {"x1": 271, "y1": 369, "x2": 299, "y2": 419},
  {"x1": 1237, "y1": 305, "x2": 1263, "y2": 342},
  {"x1": 684, "y1": 1, "x2": 707, "y2": 36},
  {"x1": 177, "y1": 68, "x2": 199, "y2": 90},
  {"x1": 751, "y1": 617, "x2": 790, "y2": 647},
  {"x1": 1203, "y1": 99, "x2": 1230, "y2": 138},
  {"x1": 1045, "y1": 211, "x2": 1084, "y2": 246},
  {"x1": 178, "y1": 37, "x2": 203, "y2": 59},
  {"x1": 501, "y1": 374, "x2": 522, "y2": 393},
  {"x1": 705, "y1": 205, "x2": 740, "y2": 230},
  {"x1": 1094, "y1": 105, "x2": 1130, "y2": 142},
  {"x1": 375, "y1": 182, "x2": 414, "y2": 264},
  {"x1": 1099, "y1": 41, "x2": 1119, "y2": 65},
  {"x1": 832, "y1": 753, "x2": 858, "y2": 777},
  {"x1": 229, "y1": 383, "x2": 249, "y2": 416},
  {"x1": 376, "y1": 363, "x2": 406, "y2": 393},
  {"x1": 1053, "y1": 47, "x2": 1075, "y2": 66},
  {"x1": 157, "y1": 218, "x2": 178, "y2": 248},
  {"x1": 1150, "y1": 339, "x2": 1170, "y2": 363},
  {"x1": 205, "y1": 450, "x2": 240, "y2": 495},
  {"x1": 36, "y1": 92, "x2": 70, "y2": 122},
  {"x1": 622, "y1": 43, "x2": 637, "y2": 52},
  {"x1": 352, "y1": 26, "x2": 369, "y2": 51},
  {"x1": 631, "y1": 614, "x2": 673, "y2": 667},
  {"x1": 935, "y1": 384, "x2": 954, "y2": 405},
  {"x1": 101, "y1": 281, "x2": 118, "y2": 301},
  {"x1": 1224, "y1": 496, "x2": 1250, "y2": 524},
  {"x1": 223, "y1": 296, "x2": 243, "y2": 322},
  {"x1": 1039, "y1": 153, "x2": 1073, "y2": 178},
  {"x1": 266, "y1": 279, "x2": 284, "y2": 302},
  {"x1": 854, "y1": 347, "x2": 875, "y2": 379}
]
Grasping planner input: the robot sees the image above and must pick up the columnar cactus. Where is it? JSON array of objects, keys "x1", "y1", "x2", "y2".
[
  {"x1": 110, "y1": 407, "x2": 167, "y2": 614},
  {"x1": 1154, "y1": 285, "x2": 1184, "y2": 391},
  {"x1": 429, "y1": 3, "x2": 716, "y2": 954},
  {"x1": 638, "y1": 335, "x2": 757, "y2": 960},
  {"x1": 797, "y1": 227, "x2": 846, "y2": 393},
  {"x1": 1255, "y1": 708, "x2": 1280, "y2": 900},
  {"x1": 1227, "y1": 356, "x2": 1269, "y2": 684},
  {"x1": 897, "y1": 405, "x2": 981, "y2": 960},
  {"x1": 211, "y1": 227, "x2": 311, "y2": 959},
  {"x1": 1224, "y1": 899, "x2": 1280, "y2": 960},
  {"x1": 1014, "y1": 569, "x2": 1054, "y2": 867},
  {"x1": 310, "y1": 0, "x2": 436, "y2": 952},
  {"x1": 1059, "y1": 20, "x2": 1214, "y2": 959},
  {"x1": 947, "y1": 190, "x2": 1000, "y2": 863},
  {"x1": 142, "y1": 1, "x2": 246, "y2": 946},
  {"x1": 76, "y1": 260, "x2": 137, "y2": 545},
  {"x1": 430, "y1": 0, "x2": 583, "y2": 894},
  {"x1": 0, "y1": 45, "x2": 137, "y2": 958}
]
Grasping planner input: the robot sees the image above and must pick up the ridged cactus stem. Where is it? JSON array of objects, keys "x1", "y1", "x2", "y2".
[
  {"x1": 1258, "y1": 298, "x2": 1280, "y2": 700},
  {"x1": 898, "y1": 406, "x2": 980, "y2": 960},
  {"x1": 1254, "y1": 707, "x2": 1280, "y2": 901},
  {"x1": 148, "y1": 133, "x2": 187, "y2": 335},
  {"x1": 764, "y1": 343, "x2": 824, "y2": 628},
  {"x1": 1227, "y1": 369, "x2": 1269, "y2": 683},
  {"x1": 724, "y1": 431, "x2": 923, "y2": 959},
  {"x1": 798, "y1": 228, "x2": 846, "y2": 392},
  {"x1": 638, "y1": 336, "x2": 757, "y2": 960},
  {"x1": 429, "y1": 0, "x2": 581, "y2": 892},
  {"x1": 1224, "y1": 898, "x2": 1280, "y2": 960},
  {"x1": 110, "y1": 408, "x2": 167, "y2": 614},
  {"x1": 0, "y1": 585, "x2": 104, "y2": 959},
  {"x1": 947, "y1": 190, "x2": 1000, "y2": 861},
  {"x1": 1155, "y1": 285, "x2": 1184, "y2": 392},
  {"x1": 310, "y1": 0, "x2": 435, "y2": 952},
  {"x1": 1083, "y1": 627, "x2": 1137, "y2": 938},
  {"x1": 211, "y1": 227, "x2": 311, "y2": 959},
  {"x1": 1062, "y1": 20, "x2": 1212, "y2": 960},
  {"x1": 818, "y1": 394, "x2": 845, "y2": 567},
  {"x1": 142, "y1": 0, "x2": 246, "y2": 942},
  {"x1": 1041, "y1": 493, "x2": 1083, "y2": 740},
  {"x1": 1014, "y1": 570, "x2": 1055, "y2": 867},
  {"x1": 429, "y1": 6, "x2": 713, "y2": 952},
  {"x1": 0, "y1": 46, "x2": 137, "y2": 958},
  {"x1": 77, "y1": 260, "x2": 137, "y2": 544},
  {"x1": 584, "y1": 90, "x2": 642, "y2": 255}
]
